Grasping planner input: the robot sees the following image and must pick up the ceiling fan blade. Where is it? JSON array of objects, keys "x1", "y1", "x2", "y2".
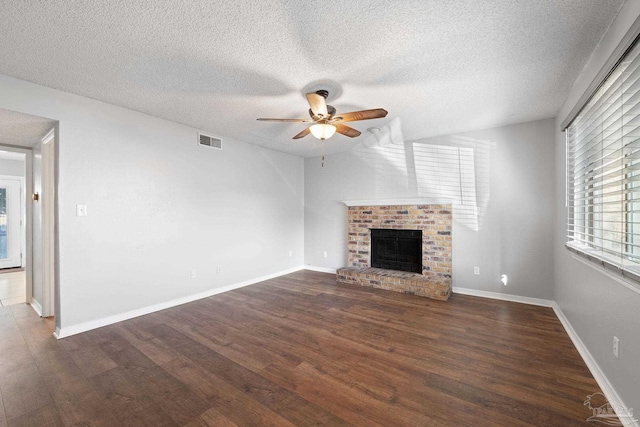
[
  {"x1": 335, "y1": 124, "x2": 361, "y2": 138},
  {"x1": 306, "y1": 93, "x2": 328, "y2": 118},
  {"x1": 293, "y1": 127, "x2": 311, "y2": 139},
  {"x1": 333, "y1": 108, "x2": 388, "y2": 122},
  {"x1": 257, "y1": 118, "x2": 313, "y2": 122}
]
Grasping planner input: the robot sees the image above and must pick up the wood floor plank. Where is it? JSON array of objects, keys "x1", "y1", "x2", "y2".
[
  {"x1": 46, "y1": 378, "x2": 121, "y2": 426},
  {"x1": 94, "y1": 329, "x2": 211, "y2": 425},
  {"x1": 426, "y1": 371, "x2": 589, "y2": 426},
  {"x1": 0, "y1": 366, "x2": 54, "y2": 421},
  {"x1": 88, "y1": 366, "x2": 179, "y2": 427},
  {"x1": 58, "y1": 331, "x2": 118, "y2": 378},
  {"x1": 34, "y1": 345, "x2": 86, "y2": 389},
  {"x1": 0, "y1": 271, "x2": 615, "y2": 425},
  {"x1": 150, "y1": 324, "x2": 350, "y2": 426},
  {"x1": 199, "y1": 293, "x2": 467, "y2": 381},
  {"x1": 183, "y1": 407, "x2": 239, "y2": 427},
  {"x1": 168, "y1": 278, "x2": 596, "y2": 424},
  {"x1": 0, "y1": 339, "x2": 34, "y2": 378},
  {"x1": 460, "y1": 368, "x2": 591, "y2": 419},
  {"x1": 113, "y1": 322, "x2": 182, "y2": 365},
  {"x1": 6, "y1": 403, "x2": 63, "y2": 427},
  {"x1": 160, "y1": 356, "x2": 299, "y2": 427},
  {"x1": 287, "y1": 360, "x2": 449, "y2": 427},
  {"x1": 163, "y1": 313, "x2": 303, "y2": 374},
  {"x1": 0, "y1": 382, "x2": 7, "y2": 427}
]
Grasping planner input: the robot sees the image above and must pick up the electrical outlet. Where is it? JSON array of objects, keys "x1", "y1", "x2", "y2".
[
  {"x1": 613, "y1": 336, "x2": 620, "y2": 359},
  {"x1": 323, "y1": 251, "x2": 328, "y2": 258},
  {"x1": 190, "y1": 269, "x2": 197, "y2": 279},
  {"x1": 289, "y1": 250, "x2": 293, "y2": 257},
  {"x1": 217, "y1": 265, "x2": 222, "y2": 274},
  {"x1": 473, "y1": 266, "x2": 480, "y2": 275},
  {"x1": 501, "y1": 274, "x2": 508, "y2": 286}
]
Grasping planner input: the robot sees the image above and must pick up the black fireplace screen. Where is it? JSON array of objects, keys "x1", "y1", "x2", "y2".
[{"x1": 370, "y1": 229, "x2": 422, "y2": 273}]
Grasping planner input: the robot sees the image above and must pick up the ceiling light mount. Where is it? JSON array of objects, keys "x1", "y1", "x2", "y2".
[
  {"x1": 301, "y1": 80, "x2": 343, "y2": 103},
  {"x1": 315, "y1": 89, "x2": 329, "y2": 99}
]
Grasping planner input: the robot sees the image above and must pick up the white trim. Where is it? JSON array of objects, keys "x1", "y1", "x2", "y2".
[
  {"x1": 304, "y1": 265, "x2": 337, "y2": 274},
  {"x1": 342, "y1": 198, "x2": 453, "y2": 207},
  {"x1": 40, "y1": 138, "x2": 55, "y2": 317},
  {"x1": 54, "y1": 266, "x2": 305, "y2": 339},
  {"x1": 41, "y1": 128, "x2": 55, "y2": 145},
  {"x1": 30, "y1": 298, "x2": 43, "y2": 317},
  {"x1": 552, "y1": 303, "x2": 639, "y2": 427},
  {"x1": 571, "y1": 253, "x2": 640, "y2": 297},
  {"x1": 452, "y1": 287, "x2": 554, "y2": 307}
]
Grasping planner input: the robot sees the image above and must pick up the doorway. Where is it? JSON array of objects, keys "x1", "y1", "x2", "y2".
[
  {"x1": 0, "y1": 108, "x2": 58, "y2": 320},
  {"x1": 0, "y1": 177, "x2": 23, "y2": 269},
  {"x1": 0, "y1": 153, "x2": 27, "y2": 307}
]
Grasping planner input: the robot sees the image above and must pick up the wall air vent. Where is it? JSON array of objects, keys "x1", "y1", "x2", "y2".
[{"x1": 198, "y1": 133, "x2": 222, "y2": 150}]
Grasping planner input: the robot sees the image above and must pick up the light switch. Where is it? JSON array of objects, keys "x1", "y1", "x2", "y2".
[{"x1": 76, "y1": 204, "x2": 87, "y2": 217}]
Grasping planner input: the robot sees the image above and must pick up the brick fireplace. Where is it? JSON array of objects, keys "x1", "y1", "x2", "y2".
[{"x1": 336, "y1": 203, "x2": 452, "y2": 300}]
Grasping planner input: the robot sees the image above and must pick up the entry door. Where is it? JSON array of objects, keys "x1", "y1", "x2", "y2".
[{"x1": 0, "y1": 179, "x2": 22, "y2": 269}]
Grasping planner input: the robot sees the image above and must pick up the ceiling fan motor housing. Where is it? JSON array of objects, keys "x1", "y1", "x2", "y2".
[{"x1": 309, "y1": 105, "x2": 336, "y2": 120}]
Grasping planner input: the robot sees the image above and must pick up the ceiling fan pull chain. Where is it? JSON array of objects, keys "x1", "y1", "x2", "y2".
[{"x1": 322, "y1": 139, "x2": 325, "y2": 167}]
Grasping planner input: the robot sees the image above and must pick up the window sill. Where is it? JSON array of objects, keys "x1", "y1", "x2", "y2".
[{"x1": 565, "y1": 242, "x2": 640, "y2": 295}]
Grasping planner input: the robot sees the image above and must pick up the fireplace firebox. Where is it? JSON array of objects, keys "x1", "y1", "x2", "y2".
[{"x1": 370, "y1": 229, "x2": 422, "y2": 273}]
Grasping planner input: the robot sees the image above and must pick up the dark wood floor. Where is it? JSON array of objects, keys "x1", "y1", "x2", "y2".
[{"x1": 0, "y1": 270, "x2": 610, "y2": 426}]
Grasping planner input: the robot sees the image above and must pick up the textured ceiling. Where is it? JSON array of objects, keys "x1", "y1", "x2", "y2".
[
  {"x1": 0, "y1": 109, "x2": 57, "y2": 148},
  {"x1": 0, "y1": 0, "x2": 625, "y2": 157}
]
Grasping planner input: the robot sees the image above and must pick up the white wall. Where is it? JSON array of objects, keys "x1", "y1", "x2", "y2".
[
  {"x1": 0, "y1": 158, "x2": 25, "y2": 176},
  {"x1": 0, "y1": 74, "x2": 304, "y2": 333},
  {"x1": 305, "y1": 118, "x2": 556, "y2": 300},
  {"x1": 554, "y1": 1, "x2": 640, "y2": 414}
]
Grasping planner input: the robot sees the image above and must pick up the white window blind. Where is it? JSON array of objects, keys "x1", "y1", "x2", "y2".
[{"x1": 567, "y1": 37, "x2": 640, "y2": 279}]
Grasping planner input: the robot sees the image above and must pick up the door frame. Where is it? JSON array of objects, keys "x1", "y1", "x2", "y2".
[
  {"x1": 0, "y1": 147, "x2": 33, "y2": 305},
  {"x1": 0, "y1": 120, "x2": 58, "y2": 325},
  {"x1": 41, "y1": 130, "x2": 55, "y2": 317},
  {"x1": 0, "y1": 139, "x2": 57, "y2": 317}
]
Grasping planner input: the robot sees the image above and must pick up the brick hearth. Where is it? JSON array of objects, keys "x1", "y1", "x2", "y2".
[{"x1": 337, "y1": 267, "x2": 451, "y2": 300}]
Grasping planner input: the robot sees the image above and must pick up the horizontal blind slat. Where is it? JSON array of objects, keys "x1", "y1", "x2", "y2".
[{"x1": 567, "y1": 37, "x2": 640, "y2": 273}]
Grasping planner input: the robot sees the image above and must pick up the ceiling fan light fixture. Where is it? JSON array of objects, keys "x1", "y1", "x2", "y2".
[{"x1": 310, "y1": 123, "x2": 337, "y2": 140}]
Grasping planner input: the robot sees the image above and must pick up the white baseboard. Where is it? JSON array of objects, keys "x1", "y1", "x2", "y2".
[
  {"x1": 304, "y1": 265, "x2": 337, "y2": 274},
  {"x1": 30, "y1": 298, "x2": 43, "y2": 317},
  {"x1": 552, "y1": 303, "x2": 638, "y2": 427},
  {"x1": 452, "y1": 287, "x2": 554, "y2": 307},
  {"x1": 55, "y1": 265, "x2": 305, "y2": 339}
]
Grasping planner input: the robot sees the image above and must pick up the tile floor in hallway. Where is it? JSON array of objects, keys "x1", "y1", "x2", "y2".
[{"x1": 0, "y1": 270, "x2": 26, "y2": 306}]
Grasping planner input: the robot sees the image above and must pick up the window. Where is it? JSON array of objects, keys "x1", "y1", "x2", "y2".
[{"x1": 567, "y1": 37, "x2": 640, "y2": 278}]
